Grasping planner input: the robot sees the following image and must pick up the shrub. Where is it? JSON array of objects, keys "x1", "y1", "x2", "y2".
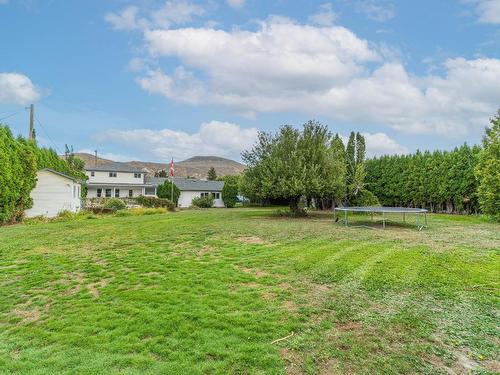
[
  {"x1": 192, "y1": 195, "x2": 215, "y2": 208},
  {"x1": 134, "y1": 196, "x2": 175, "y2": 211},
  {"x1": 103, "y1": 198, "x2": 126, "y2": 211},
  {"x1": 351, "y1": 190, "x2": 380, "y2": 207},
  {"x1": 156, "y1": 180, "x2": 180, "y2": 205},
  {"x1": 222, "y1": 181, "x2": 238, "y2": 208}
]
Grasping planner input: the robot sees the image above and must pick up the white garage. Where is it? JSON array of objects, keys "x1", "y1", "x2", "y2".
[{"x1": 25, "y1": 169, "x2": 82, "y2": 218}]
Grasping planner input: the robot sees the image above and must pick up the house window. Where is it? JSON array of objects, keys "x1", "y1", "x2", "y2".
[
  {"x1": 105, "y1": 189, "x2": 112, "y2": 197},
  {"x1": 97, "y1": 188, "x2": 102, "y2": 197},
  {"x1": 73, "y1": 185, "x2": 76, "y2": 198},
  {"x1": 90, "y1": 171, "x2": 95, "y2": 177},
  {"x1": 77, "y1": 186, "x2": 80, "y2": 197},
  {"x1": 144, "y1": 187, "x2": 156, "y2": 196},
  {"x1": 213, "y1": 192, "x2": 220, "y2": 199},
  {"x1": 109, "y1": 172, "x2": 117, "y2": 178},
  {"x1": 201, "y1": 192, "x2": 211, "y2": 198},
  {"x1": 134, "y1": 173, "x2": 142, "y2": 178},
  {"x1": 115, "y1": 189, "x2": 120, "y2": 197},
  {"x1": 129, "y1": 190, "x2": 133, "y2": 198}
]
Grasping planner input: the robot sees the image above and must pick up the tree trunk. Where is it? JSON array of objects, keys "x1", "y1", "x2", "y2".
[{"x1": 289, "y1": 196, "x2": 300, "y2": 214}]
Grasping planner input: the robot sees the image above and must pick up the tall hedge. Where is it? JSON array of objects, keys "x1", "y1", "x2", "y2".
[
  {"x1": 0, "y1": 126, "x2": 37, "y2": 223},
  {"x1": 365, "y1": 144, "x2": 480, "y2": 214},
  {"x1": 475, "y1": 111, "x2": 500, "y2": 221}
]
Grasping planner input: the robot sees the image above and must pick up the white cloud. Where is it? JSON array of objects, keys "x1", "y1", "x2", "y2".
[
  {"x1": 106, "y1": 4, "x2": 500, "y2": 138},
  {"x1": 226, "y1": 0, "x2": 245, "y2": 9},
  {"x1": 105, "y1": 6, "x2": 141, "y2": 30},
  {"x1": 362, "y1": 132, "x2": 408, "y2": 157},
  {"x1": 93, "y1": 121, "x2": 259, "y2": 161},
  {"x1": 0, "y1": 73, "x2": 41, "y2": 104},
  {"x1": 136, "y1": 17, "x2": 500, "y2": 136},
  {"x1": 308, "y1": 3, "x2": 337, "y2": 26},
  {"x1": 473, "y1": 0, "x2": 500, "y2": 24},
  {"x1": 355, "y1": 0, "x2": 396, "y2": 22},
  {"x1": 104, "y1": 1, "x2": 205, "y2": 31}
]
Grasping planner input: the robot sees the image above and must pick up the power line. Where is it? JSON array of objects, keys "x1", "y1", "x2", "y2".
[
  {"x1": 0, "y1": 109, "x2": 24, "y2": 122},
  {"x1": 34, "y1": 115, "x2": 61, "y2": 154}
]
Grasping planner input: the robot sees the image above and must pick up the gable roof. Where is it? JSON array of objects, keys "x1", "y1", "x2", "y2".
[
  {"x1": 40, "y1": 168, "x2": 82, "y2": 184},
  {"x1": 145, "y1": 176, "x2": 224, "y2": 191},
  {"x1": 85, "y1": 162, "x2": 144, "y2": 173}
]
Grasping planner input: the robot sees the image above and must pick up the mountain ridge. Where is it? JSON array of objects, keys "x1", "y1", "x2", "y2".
[{"x1": 70, "y1": 153, "x2": 246, "y2": 178}]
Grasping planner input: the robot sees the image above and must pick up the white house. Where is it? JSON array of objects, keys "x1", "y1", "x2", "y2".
[
  {"x1": 147, "y1": 177, "x2": 225, "y2": 208},
  {"x1": 85, "y1": 162, "x2": 225, "y2": 207},
  {"x1": 25, "y1": 169, "x2": 82, "y2": 218}
]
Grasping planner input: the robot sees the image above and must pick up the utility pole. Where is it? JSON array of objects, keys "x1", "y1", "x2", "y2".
[
  {"x1": 28, "y1": 104, "x2": 34, "y2": 140},
  {"x1": 94, "y1": 150, "x2": 98, "y2": 166}
]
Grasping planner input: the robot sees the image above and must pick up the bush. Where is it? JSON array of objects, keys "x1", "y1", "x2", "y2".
[
  {"x1": 103, "y1": 198, "x2": 126, "y2": 211},
  {"x1": 134, "y1": 196, "x2": 175, "y2": 211},
  {"x1": 222, "y1": 182, "x2": 238, "y2": 208},
  {"x1": 351, "y1": 190, "x2": 380, "y2": 207},
  {"x1": 192, "y1": 195, "x2": 215, "y2": 208},
  {"x1": 156, "y1": 180, "x2": 180, "y2": 205}
]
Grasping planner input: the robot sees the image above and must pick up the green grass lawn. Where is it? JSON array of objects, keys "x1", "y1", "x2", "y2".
[{"x1": 0, "y1": 208, "x2": 498, "y2": 374}]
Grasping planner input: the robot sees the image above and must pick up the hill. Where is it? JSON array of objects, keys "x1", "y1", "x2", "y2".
[{"x1": 71, "y1": 153, "x2": 246, "y2": 178}]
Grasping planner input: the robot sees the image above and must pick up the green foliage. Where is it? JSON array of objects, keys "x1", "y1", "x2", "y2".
[
  {"x1": 192, "y1": 194, "x2": 215, "y2": 208},
  {"x1": 366, "y1": 144, "x2": 480, "y2": 213},
  {"x1": 221, "y1": 175, "x2": 240, "y2": 208},
  {"x1": 134, "y1": 196, "x2": 175, "y2": 210},
  {"x1": 351, "y1": 189, "x2": 380, "y2": 207},
  {"x1": 207, "y1": 167, "x2": 218, "y2": 181},
  {"x1": 345, "y1": 131, "x2": 367, "y2": 204},
  {"x1": 156, "y1": 179, "x2": 180, "y2": 205},
  {"x1": 103, "y1": 198, "x2": 127, "y2": 211},
  {"x1": 155, "y1": 170, "x2": 168, "y2": 177},
  {"x1": 242, "y1": 121, "x2": 349, "y2": 212},
  {"x1": 475, "y1": 111, "x2": 500, "y2": 221},
  {"x1": 0, "y1": 126, "x2": 37, "y2": 224}
]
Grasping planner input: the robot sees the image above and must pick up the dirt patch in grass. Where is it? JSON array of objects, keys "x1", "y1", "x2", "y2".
[
  {"x1": 87, "y1": 279, "x2": 110, "y2": 299},
  {"x1": 237, "y1": 236, "x2": 269, "y2": 245},
  {"x1": 235, "y1": 265, "x2": 269, "y2": 279},
  {"x1": 280, "y1": 348, "x2": 304, "y2": 375},
  {"x1": 12, "y1": 307, "x2": 41, "y2": 324},
  {"x1": 483, "y1": 359, "x2": 500, "y2": 373},
  {"x1": 336, "y1": 321, "x2": 363, "y2": 332},
  {"x1": 282, "y1": 300, "x2": 298, "y2": 313},
  {"x1": 197, "y1": 245, "x2": 214, "y2": 256},
  {"x1": 261, "y1": 291, "x2": 277, "y2": 301}
]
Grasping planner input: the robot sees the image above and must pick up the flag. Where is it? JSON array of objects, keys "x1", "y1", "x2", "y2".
[{"x1": 169, "y1": 158, "x2": 175, "y2": 177}]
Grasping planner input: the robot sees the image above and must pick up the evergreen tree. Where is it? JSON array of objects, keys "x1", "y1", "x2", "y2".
[{"x1": 207, "y1": 167, "x2": 217, "y2": 181}]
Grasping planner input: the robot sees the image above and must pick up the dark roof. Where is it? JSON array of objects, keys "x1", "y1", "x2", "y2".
[
  {"x1": 85, "y1": 162, "x2": 144, "y2": 173},
  {"x1": 40, "y1": 168, "x2": 82, "y2": 184},
  {"x1": 145, "y1": 176, "x2": 224, "y2": 191}
]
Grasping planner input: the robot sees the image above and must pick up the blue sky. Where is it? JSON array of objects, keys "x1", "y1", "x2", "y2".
[{"x1": 1, "y1": 0, "x2": 499, "y2": 162}]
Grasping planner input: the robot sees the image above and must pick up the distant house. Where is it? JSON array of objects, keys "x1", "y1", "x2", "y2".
[
  {"x1": 85, "y1": 162, "x2": 225, "y2": 207},
  {"x1": 147, "y1": 177, "x2": 225, "y2": 208},
  {"x1": 25, "y1": 169, "x2": 82, "y2": 218}
]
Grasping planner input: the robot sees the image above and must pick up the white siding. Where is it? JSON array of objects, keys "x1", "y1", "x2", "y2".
[
  {"x1": 85, "y1": 170, "x2": 144, "y2": 184},
  {"x1": 178, "y1": 191, "x2": 224, "y2": 208},
  {"x1": 25, "y1": 170, "x2": 81, "y2": 218}
]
